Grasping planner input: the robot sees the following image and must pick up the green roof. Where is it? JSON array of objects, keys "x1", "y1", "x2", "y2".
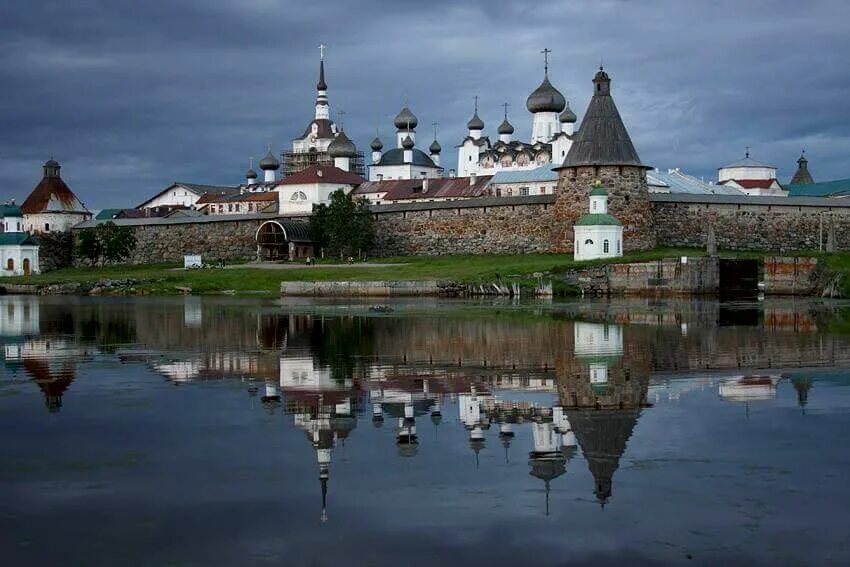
[
  {"x1": 787, "y1": 178, "x2": 850, "y2": 198},
  {"x1": 0, "y1": 204, "x2": 23, "y2": 217},
  {"x1": 575, "y1": 213, "x2": 621, "y2": 226},
  {"x1": 0, "y1": 233, "x2": 38, "y2": 246},
  {"x1": 590, "y1": 186, "x2": 608, "y2": 196},
  {"x1": 95, "y1": 208, "x2": 123, "y2": 220}
]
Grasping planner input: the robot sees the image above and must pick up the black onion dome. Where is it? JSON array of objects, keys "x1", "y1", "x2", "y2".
[
  {"x1": 467, "y1": 112, "x2": 484, "y2": 130},
  {"x1": 429, "y1": 139, "x2": 441, "y2": 154},
  {"x1": 327, "y1": 131, "x2": 357, "y2": 158},
  {"x1": 498, "y1": 119, "x2": 514, "y2": 134},
  {"x1": 246, "y1": 168, "x2": 258, "y2": 179},
  {"x1": 370, "y1": 136, "x2": 384, "y2": 151},
  {"x1": 401, "y1": 135, "x2": 415, "y2": 150},
  {"x1": 259, "y1": 150, "x2": 280, "y2": 170},
  {"x1": 394, "y1": 106, "x2": 418, "y2": 130},
  {"x1": 560, "y1": 103, "x2": 577, "y2": 123},
  {"x1": 526, "y1": 75, "x2": 566, "y2": 113}
]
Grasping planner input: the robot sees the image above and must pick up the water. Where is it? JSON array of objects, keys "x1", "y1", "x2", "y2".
[{"x1": 2, "y1": 295, "x2": 850, "y2": 565}]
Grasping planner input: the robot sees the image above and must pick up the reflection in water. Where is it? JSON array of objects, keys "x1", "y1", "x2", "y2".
[{"x1": 2, "y1": 295, "x2": 850, "y2": 549}]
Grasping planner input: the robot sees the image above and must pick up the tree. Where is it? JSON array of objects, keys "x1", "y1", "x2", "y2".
[
  {"x1": 309, "y1": 190, "x2": 375, "y2": 259},
  {"x1": 77, "y1": 222, "x2": 137, "y2": 266}
]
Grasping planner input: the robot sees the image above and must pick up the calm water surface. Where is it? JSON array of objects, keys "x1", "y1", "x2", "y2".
[{"x1": 2, "y1": 295, "x2": 850, "y2": 566}]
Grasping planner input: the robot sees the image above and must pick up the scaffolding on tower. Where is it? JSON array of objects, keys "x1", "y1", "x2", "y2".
[{"x1": 281, "y1": 149, "x2": 365, "y2": 178}]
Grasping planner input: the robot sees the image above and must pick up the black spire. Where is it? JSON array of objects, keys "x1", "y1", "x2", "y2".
[{"x1": 559, "y1": 67, "x2": 646, "y2": 169}]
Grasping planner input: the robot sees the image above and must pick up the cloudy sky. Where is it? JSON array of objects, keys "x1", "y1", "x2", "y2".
[{"x1": 1, "y1": 0, "x2": 848, "y2": 208}]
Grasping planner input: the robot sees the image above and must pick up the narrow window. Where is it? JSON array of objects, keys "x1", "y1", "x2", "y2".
[
  {"x1": 6, "y1": 258, "x2": 13, "y2": 271},
  {"x1": 604, "y1": 240, "x2": 610, "y2": 253},
  {"x1": 45, "y1": 223, "x2": 50, "y2": 231}
]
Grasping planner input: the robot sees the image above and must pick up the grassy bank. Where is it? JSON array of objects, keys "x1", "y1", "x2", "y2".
[{"x1": 5, "y1": 249, "x2": 848, "y2": 296}]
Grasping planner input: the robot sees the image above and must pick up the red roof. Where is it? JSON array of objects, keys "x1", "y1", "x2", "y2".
[
  {"x1": 353, "y1": 175, "x2": 493, "y2": 201},
  {"x1": 21, "y1": 175, "x2": 88, "y2": 214},
  {"x1": 721, "y1": 179, "x2": 780, "y2": 190},
  {"x1": 276, "y1": 164, "x2": 364, "y2": 186}
]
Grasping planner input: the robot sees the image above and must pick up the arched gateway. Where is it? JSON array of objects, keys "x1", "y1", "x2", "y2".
[{"x1": 255, "y1": 220, "x2": 314, "y2": 261}]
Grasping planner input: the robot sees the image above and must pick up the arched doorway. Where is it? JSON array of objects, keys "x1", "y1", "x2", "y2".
[
  {"x1": 6, "y1": 258, "x2": 13, "y2": 272},
  {"x1": 22, "y1": 258, "x2": 30, "y2": 276},
  {"x1": 256, "y1": 221, "x2": 288, "y2": 261}
]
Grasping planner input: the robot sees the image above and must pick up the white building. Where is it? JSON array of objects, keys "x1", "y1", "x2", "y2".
[
  {"x1": 274, "y1": 164, "x2": 364, "y2": 214},
  {"x1": 485, "y1": 165, "x2": 559, "y2": 197},
  {"x1": 0, "y1": 203, "x2": 39, "y2": 277},
  {"x1": 573, "y1": 183, "x2": 623, "y2": 261},
  {"x1": 717, "y1": 151, "x2": 786, "y2": 196},
  {"x1": 21, "y1": 159, "x2": 91, "y2": 233},
  {"x1": 457, "y1": 53, "x2": 576, "y2": 178},
  {"x1": 137, "y1": 182, "x2": 236, "y2": 211},
  {"x1": 368, "y1": 104, "x2": 443, "y2": 181}
]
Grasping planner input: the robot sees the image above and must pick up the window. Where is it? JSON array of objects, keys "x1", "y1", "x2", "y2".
[
  {"x1": 6, "y1": 258, "x2": 13, "y2": 271},
  {"x1": 592, "y1": 201, "x2": 597, "y2": 211},
  {"x1": 520, "y1": 187, "x2": 529, "y2": 196},
  {"x1": 584, "y1": 239, "x2": 594, "y2": 246},
  {"x1": 228, "y1": 204, "x2": 233, "y2": 212},
  {"x1": 45, "y1": 223, "x2": 50, "y2": 231},
  {"x1": 17, "y1": 222, "x2": 21, "y2": 231},
  {"x1": 616, "y1": 240, "x2": 621, "y2": 254},
  {"x1": 604, "y1": 240, "x2": 610, "y2": 253}
]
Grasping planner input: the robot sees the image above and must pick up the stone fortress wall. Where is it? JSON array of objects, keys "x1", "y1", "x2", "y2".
[{"x1": 72, "y1": 192, "x2": 850, "y2": 265}]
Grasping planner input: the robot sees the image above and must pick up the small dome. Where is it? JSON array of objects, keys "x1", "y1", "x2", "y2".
[
  {"x1": 560, "y1": 104, "x2": 577, "y2": 123},
  {"x1": 327, "y1": 131, "x2": 357, "y2": 158},
  {"x1": 44, "y1": 158, "x2": 60, "y2": 168},
  {"x1": 526, "y1": 75, "x2": 566, "y2": 113},
  {"x1": 467, "y1": 112, "x2": 484, "y2": 131},
  {"x1": 394, "y1": 106, "x2": 418, "y2": 130},
  {"x1": 401, "y1": 135, "x2": 415, "y2": 150},
  {"x1": 429, "y1": 139, "x2": 441, "y2": 154},
  {"x1": 497, "y1": 119, "x2": 514, "y2": 135},
  {"x1": 246, "y1": 168, "x2": 258, "y2": 179},
  {"x1": 370, "y1": 136, "x2": 383, "y2": 151},
  {"x1": 259, "y1": 150, "x2": 280, "y2": 170}
]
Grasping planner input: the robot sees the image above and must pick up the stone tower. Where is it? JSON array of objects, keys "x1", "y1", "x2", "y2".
[{"x1": 554, "y1": 68, "x2": 655, "y2": 252}]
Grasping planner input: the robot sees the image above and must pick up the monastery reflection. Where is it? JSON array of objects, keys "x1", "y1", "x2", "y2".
[{"x1": 2, "y1": 296, "x2": 839, "y2": 516}]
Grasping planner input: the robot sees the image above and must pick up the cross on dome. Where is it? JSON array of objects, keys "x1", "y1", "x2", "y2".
[
  {"x1": 541, "y1": 48, "x2": 551, "y2": 75},
  {"x1": 318, "y1": 44, "x2": 326, "y2": 60}
]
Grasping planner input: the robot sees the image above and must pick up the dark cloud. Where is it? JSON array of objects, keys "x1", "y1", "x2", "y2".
[{"x1": 1, "y1": 0, "x2": 848, "y2": 207}]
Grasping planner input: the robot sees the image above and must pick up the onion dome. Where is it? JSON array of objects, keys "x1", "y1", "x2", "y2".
[
  {"x1": 467, "y1": 112, "x2": 484, "y2": 131},
  {"x1": 246, "y1": 167, "x2": 258, "y2": 180},
  {"x1": 394, "y1": 106, "x2": 418, "y2": 130},
  {"x1": 401, "y1": 135, "x2": 415, "y2": 150},
  {"x1": 43, "y1": 158, "x2": 61, "y2": 178},
  {"x1": 560, "y1": 103, "x2": 577, "y2": 123},
  {"x1": 370, "y1": 136, "x2": 383, "y2": 152},
  {"x1": 526, "y1": 75, "x2": 566, "y2": 113},
  {"x1": 429, "y1": 139, "x2": 441, "y2": 154},
  {"x1": 327, "y1": 131, "x2": 357, "y2": 158},
  {"x1": 498, "y1": 118, "x2": 514, "y2": 135},
  {"x1": 259, "y1": 150, "x2": 280, "y2": 170}
]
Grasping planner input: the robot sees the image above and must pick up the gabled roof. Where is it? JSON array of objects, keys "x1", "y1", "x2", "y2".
[
  {"x1": 276, "y1": 164, "x2": 364, "y2": 186},
  {"x1": 787, "y1": 178, "x2": 850, "y2": 198},
  {"x1": 21, "y1": 175, "x2": 89, "y2": 214},
  {"x1": 558, "y1": 69, "x2": 646, "y2": 169},
  {"x1": 488, "y1": 165, "x2": 558, "y2": 184},
  {"x1": 353, "y1": 175, "x2": 493, "y2": 201},
  {"x1": 0, "y1": 233, "x2": 39, "y2": 246},
  {"x1": 137, "y1": 182, "x2": 236, "y2": 208}
]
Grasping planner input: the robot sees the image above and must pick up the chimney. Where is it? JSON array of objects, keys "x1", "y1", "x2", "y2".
[
  {"x1": 421, "y1": 172, "x2": 428, "y2": 193},
  {"x1": 469, "y1": 173, "x2": 477, "y2": 186},
  {"x1": 377, "y1": 173, "x2": 384, "y2": 182}
]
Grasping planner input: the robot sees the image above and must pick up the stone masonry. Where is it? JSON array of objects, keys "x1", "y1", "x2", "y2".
[{"x1": 555, "y1": 165, "x2": 656, "y2": 252}]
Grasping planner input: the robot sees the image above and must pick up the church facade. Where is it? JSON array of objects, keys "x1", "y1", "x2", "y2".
[
  {"x1": 367, "y1": 105, "x2": 443, "y2": 181},
  {"x1": 457, "y1": 53, "x2": 576, "y2": 178}
]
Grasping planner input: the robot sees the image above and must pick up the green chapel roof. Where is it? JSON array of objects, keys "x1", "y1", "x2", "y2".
[
  {"x1": 590, "y1": 186, "x2": 608, "y2": 196},
  {"x1": 0, "y1": 204, "x2": 23, "y2": 217},
  {"x1": 575, "y1": 213, "x2": 621, "y2": 226},
  {"x1": 0, "y1": 233, "x2": 39, "y2": 246}
]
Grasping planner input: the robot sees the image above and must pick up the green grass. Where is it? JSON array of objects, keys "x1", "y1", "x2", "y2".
[{"x1": 6, "y1": 248, "x2": 850, "y2": 296}]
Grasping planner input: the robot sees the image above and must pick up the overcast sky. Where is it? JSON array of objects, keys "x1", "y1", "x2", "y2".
[{"x1": 1, "y1": 0, "x2": 849, "y2": 208}]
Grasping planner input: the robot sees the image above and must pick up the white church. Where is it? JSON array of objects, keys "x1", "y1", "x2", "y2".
[
  {"x1": 1, "y1": 203, "x2": 40, "y2": 277},
  {"x1": 457, "y1": 50, "x2": 576, "y2": 178},
  {"x1": 573, "y1": 182, "x2": 623, "y2": 262}
]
